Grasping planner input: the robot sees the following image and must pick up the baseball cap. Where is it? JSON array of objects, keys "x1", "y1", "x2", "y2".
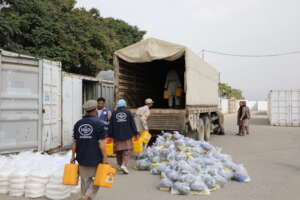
[
  {"x1": 83, "y1": 100, "x2": 97, "y2": 111},
  {"x1": 145, "y1": 98, "x2": 154, "y2": 104}
]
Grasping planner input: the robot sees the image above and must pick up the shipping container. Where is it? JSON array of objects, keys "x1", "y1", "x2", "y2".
[
  {"x1": 219, "y1": 98, "x2": 229, "y2": 114},
  {"x1": 0, "y1": 50, "x2": 115, "y2": 153},
  {"x1": 236, "y1": 100, "x2": 257, "y2": 111},
  {"x1": 257, "y1": 101, "x2": 268, "y2": 112},
  {"x1": 97, "y1": 80, "x2": 114, "y2": 110},
  {"x1": 246, "y1": 101, "x2": 258, "y2": 111},
  {"x1": 62, "y1": 73, "x2": 83, "y2": 147},
  {"x1": 0, "y1": 50, "x2": 62, "y2": 153},
  {"x1": 61, "y1": 72, "x2": 114, "y2": 147},
  {"x1": 268, "y1": 90, "x2": 300, "y2": 127},
  {"x1": 42, "y1": 59, "x2": 62, "y2": 151},
  {"x1": 228, "y1": 99, "x2": 238, "y2": 113}
]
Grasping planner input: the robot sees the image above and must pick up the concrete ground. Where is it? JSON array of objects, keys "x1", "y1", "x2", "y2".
[{"x1": 1, "y1": 112, "x2": 300, "y2": 200}]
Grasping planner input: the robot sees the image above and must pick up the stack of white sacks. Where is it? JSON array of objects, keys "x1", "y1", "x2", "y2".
[{"x1": 0, "y1": 151, "x2": 80, "y2": 200}]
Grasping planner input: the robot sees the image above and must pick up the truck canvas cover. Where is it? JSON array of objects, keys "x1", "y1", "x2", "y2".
[{"x1": 114, "y1": 38, "x2": 219, "y2": 106}]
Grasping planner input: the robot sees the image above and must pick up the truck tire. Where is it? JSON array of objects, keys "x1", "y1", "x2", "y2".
[
  {"x1": 203, "y1": 116, "x2": 211, "y2": 141},
  {"x1": 197, "y1": 118, "x2": 205, "y2": 141}
]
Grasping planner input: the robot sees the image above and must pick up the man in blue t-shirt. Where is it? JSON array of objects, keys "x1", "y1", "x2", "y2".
[{"x1": 71, "y1": 100, "x2": 108, "y2": 200}]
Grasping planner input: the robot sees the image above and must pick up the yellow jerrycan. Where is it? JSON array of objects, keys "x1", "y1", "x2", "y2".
[
  {"x1": 94, "y1": 164, "x2": 116, "y2": 188},
  {"x1": 62, "y1": 163, "x2": 79, "y2": 185},
  {"x1": 105, "y1": 138, "x2": 114, "y2": 156},
  {"x1": 163, "y1": 90, "x2": 169, "y2": 99},
  {"x1": 132, "y1": 137, "x2": 144, "y2": 153},
  {"x1": 141, "y1": 131, "x2": 152, "y2": 145},
  {"x1": 176, "y1": 88, "x2": 183, "y2": 97}
]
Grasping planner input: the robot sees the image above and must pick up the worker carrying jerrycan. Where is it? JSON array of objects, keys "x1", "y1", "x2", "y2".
[
  {"x1": 164, "y1": 69, "x2": 183, "y2": 108},
  {"x1": 135, "y1": 98, "x2": 154, "y2": 146}
]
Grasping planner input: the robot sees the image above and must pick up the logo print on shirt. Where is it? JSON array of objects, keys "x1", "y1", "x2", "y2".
[
  {"x1": 116, "y1": 112, "x2": 127, "y2": 122},
  {"x1": 78, "y1": 124, "x2": 93, "y2": 138}
]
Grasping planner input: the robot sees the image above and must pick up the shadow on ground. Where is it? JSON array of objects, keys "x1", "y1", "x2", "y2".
[
  {"x1": 248, "y1": 112, "x2": 270, "y2": 126},
  {"x1": 250, "y1": 117, "x2": 269, "y2": 126},
  {"x1": 254, "y1": 111, "x2": 268, "y2": 116}
]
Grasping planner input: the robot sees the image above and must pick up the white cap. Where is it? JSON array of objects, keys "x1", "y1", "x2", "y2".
[{"x1": 145, "y1": 98, "x2": 154, "y2": 104}]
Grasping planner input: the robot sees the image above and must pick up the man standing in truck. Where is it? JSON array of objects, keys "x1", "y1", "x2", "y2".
[
  {"x1": 164, "y1": 69, "x2": 182, "y2": 108},
  {"x1": 135, "y1": 98, "x2": 154, "y2": 133}
]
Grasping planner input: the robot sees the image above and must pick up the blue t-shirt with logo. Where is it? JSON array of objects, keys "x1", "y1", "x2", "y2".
[{"x1": 73, "y1": 115, "x2": 105, "y2": 166}]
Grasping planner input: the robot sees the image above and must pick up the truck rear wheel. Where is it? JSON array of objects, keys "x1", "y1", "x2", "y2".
[
  {"x1": 203, "y1": 116, "x2": 211, "y2": 141},
  {"x1": 197, "y1": 118, "x2": 205, "y2": 141}
]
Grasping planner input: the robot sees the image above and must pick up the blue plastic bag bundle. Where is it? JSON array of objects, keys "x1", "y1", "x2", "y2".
[{"x1": 134, "y1": 131, "x2": 250, "y2": 196}]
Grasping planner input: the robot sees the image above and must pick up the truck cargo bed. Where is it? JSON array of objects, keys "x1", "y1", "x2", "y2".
[{"x1": 130, "y1": 109, "x2": 186, "y2": 132}]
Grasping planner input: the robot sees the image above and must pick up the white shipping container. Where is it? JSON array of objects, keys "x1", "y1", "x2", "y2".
[
  {"x1": 0, "y1": 50, "x2": 62, "y2": 153},
  {"x1": 268, "y1": 90, "x2": 300, "y2": 127},
  {"x1": 0, "y1": 50, "x2": 41, "y2": 153},
  {"x1": 61, "y1": 72, "x2": 114, "y2": 147},
  {"x1": 220, "y1": 98, "x2": 229, "y2": 113},
  {"x1": 62, "y1": 73, "x2": 83, "y2": 147},
  {"x1": 42, "y1": 59, "x2": 62, "y2": 151},
  {"x1": 246, "y1": 101, "x2": 257, "y2": 111},
  {"x1": 257, "y1": 101, "x2": 268, "y2": 111},
  {"x1": 228, "y1": 99, "x2": 238, "y2": 113}
]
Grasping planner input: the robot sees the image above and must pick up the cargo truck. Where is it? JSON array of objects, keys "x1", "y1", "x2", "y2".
[{"x1": 113, "y1": 38, "x2": 223, "y2": 140}]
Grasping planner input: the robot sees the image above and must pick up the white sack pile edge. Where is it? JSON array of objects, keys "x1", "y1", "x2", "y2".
[{"x1": 0, "y1": 151, "x2": 79, "y2": 200}]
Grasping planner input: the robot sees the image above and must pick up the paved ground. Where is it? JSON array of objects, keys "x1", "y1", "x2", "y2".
[{"x1": 1, "y1": 112, "x2": 300, "y2": 200}]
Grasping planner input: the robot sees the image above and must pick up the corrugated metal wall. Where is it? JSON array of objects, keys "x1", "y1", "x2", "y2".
[
  {"x1": 0, "y1": 50, "x2": 115, "y2": 153},
  {"x1": 42, "y1": 59, "x2": 62, "y2": 151},
  {"x1": 0, "y1": 50, "x2": 42, "y2": 153},
  {"x1": 62, "y1": 74, "x2": 82, "y2": 147},
  {"x1": 269, "y1": 90, "x2": 300, "y2": 126},
  {"x1": 97, "y1": 81, "x2": 114, "y2": 110}
]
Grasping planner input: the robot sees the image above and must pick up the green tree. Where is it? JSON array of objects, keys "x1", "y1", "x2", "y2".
[
  {"x1": 0, "y1": 0, "x2": 146, "y2": 76},
  {"x1": 219, "y1": 83, "x2": 243, "y2": 99}
]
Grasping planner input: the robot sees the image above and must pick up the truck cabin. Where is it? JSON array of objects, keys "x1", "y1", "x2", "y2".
[{"x1": 116, "y1": 56, "x2": 186, "y2": 109}]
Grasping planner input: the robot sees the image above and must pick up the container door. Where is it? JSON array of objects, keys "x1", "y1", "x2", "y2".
[
  {"x1": 290, "y1": 90, "x2": 300, "y2": 126},
  {"x1": 62, "y1": 75, "x2": 82, "y2": 146},
  {"x1": 97, "y1": 81, "x2": 114, "y2": 110},
  {"x1": 0, "y1": 50, "x2": 42, "y2": 153},
  {"x1": 42, "y1": 60, "x2": 62, "y2": 151}
]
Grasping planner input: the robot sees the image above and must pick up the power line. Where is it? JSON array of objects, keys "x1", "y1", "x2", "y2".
[{"x1": 203, "y1": 49, "x2": 300, "y2": 57}]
